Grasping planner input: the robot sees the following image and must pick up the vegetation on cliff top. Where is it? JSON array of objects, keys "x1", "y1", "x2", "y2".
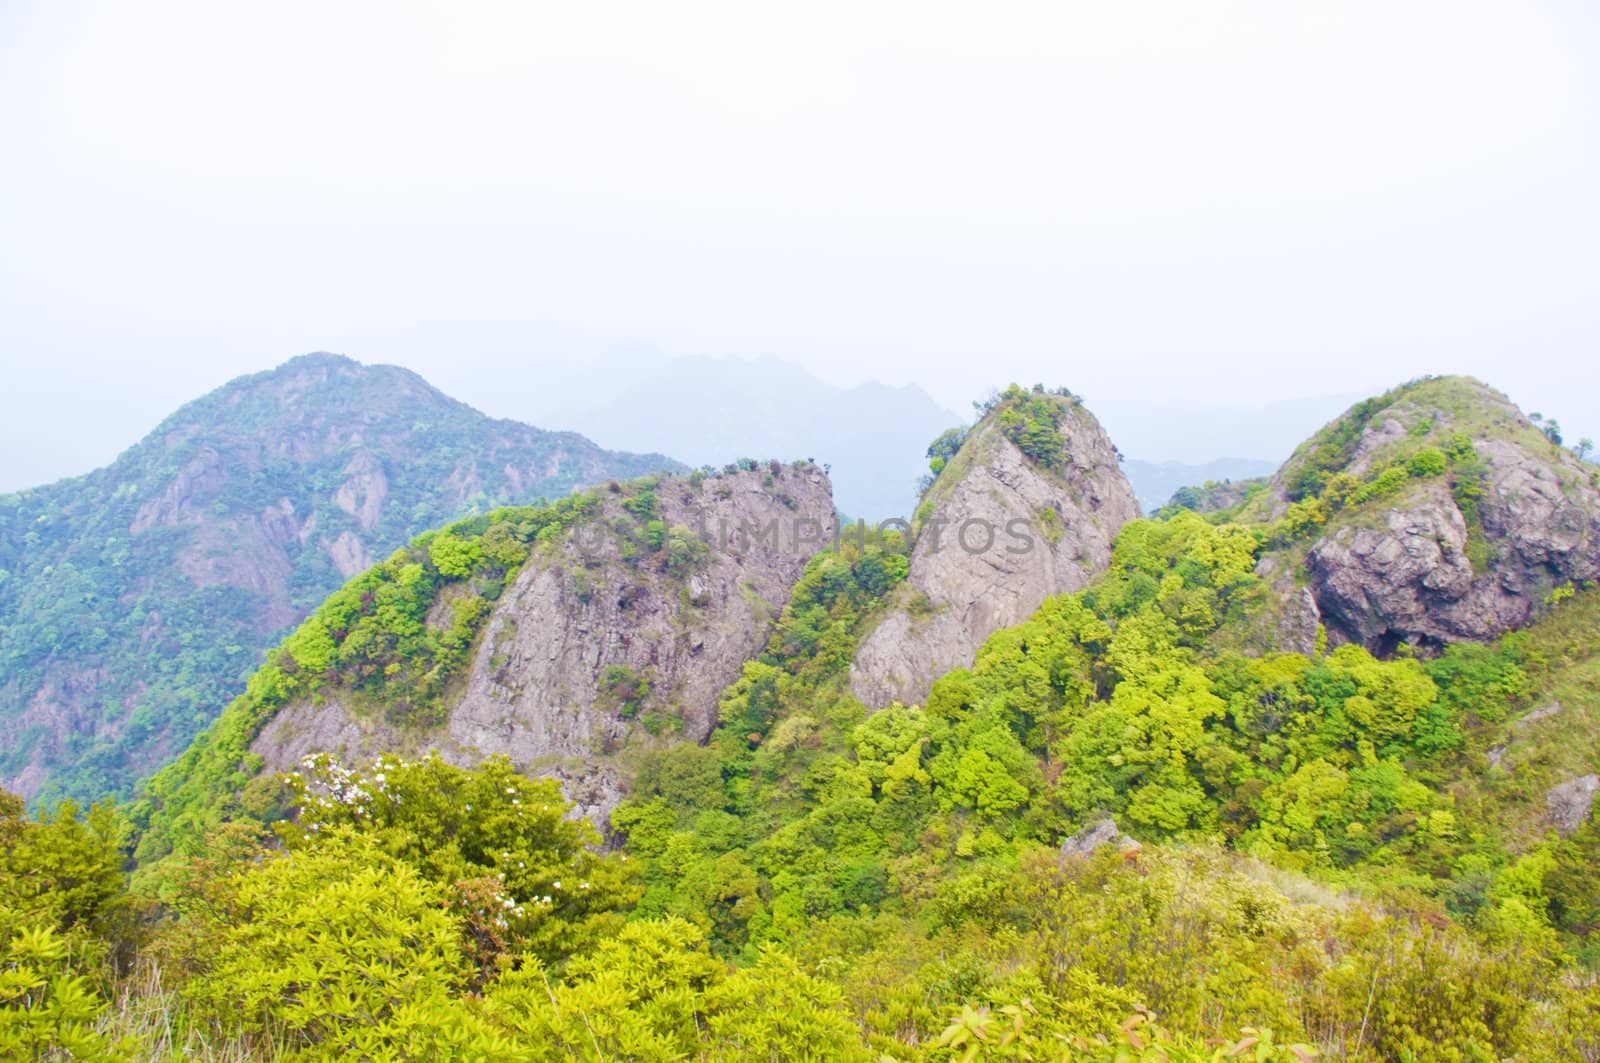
[
  {"x1": 5, "y1": 379, "x2": 1600, "y2": 1060},
  {"x1": 0, "y1": 353, "x2": 679, "y2": 808}
]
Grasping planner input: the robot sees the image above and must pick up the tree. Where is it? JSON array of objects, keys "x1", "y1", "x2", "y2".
[{"x1": 187, "y1": 830, "x2": 508, "y2": 1059}]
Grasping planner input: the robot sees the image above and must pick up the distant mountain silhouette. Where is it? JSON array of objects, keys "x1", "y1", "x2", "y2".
[{"x1": 521, "y1": 352, "x2": 964, "y2": 520}]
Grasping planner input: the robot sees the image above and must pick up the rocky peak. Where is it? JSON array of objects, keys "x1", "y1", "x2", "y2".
[
  {"x1": 1254, "y1": 376, "x2": 1600, "y2": 653},
  {"x1": 849, "y1": 386, "x2": 1140, "y2": 710},
  {"x1": 1, "y1": 354, "x2": 681, "y2": 805},
  {"x1": 248, "y1": 463, "x2": 837, "y2": 827}
]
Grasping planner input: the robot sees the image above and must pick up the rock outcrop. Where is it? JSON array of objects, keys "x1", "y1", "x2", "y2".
[
  {"x1": 251, "y1": 464, "x2": 835, "y2": 827},
  {"x1": 1547, "y1": 774, "x2": 1599, "y2": 835},
  {"x1": 0, "y1": 352, "x2": 680, "y2": 803},
  {"x1": 1257, "y1": 377, "x2": 1600, "y2": 653},
  {"x1": 1058, "y1": 815, "x2": 1141, "y2": 860},
  {"x1": 850, "y1": 390, "x2": 1140, "y2": 709}
]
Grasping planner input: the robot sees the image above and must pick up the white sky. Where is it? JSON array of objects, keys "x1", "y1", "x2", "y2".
[{"x1": 2, "y1": 1, "x2": 1597, "y2": 489}]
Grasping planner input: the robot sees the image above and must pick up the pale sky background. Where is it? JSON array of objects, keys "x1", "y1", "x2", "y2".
[{"x1": 2, "y1": 1, "x2": 1597, "y2": 492}]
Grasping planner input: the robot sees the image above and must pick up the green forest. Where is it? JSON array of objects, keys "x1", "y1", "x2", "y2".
[
  {"x1": 0, "y1": 353, "x2": 675, "y2": 808},
  {"x1": 4, "y1": 386, "x2": 1600, "y2": 1060}
]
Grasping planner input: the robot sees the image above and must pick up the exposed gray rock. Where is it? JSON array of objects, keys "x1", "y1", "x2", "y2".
[
  {"x1": 849, "y1": 399, "x2": 1139, "y2": 710},
  {"x1": 1485, "y1": 704, "x2": 1566, "y2": 774},
  {"x1": 332, "y1": 449, "x2": 389, "y2": 533},
  {"x1": 1251, "y1": 555, "x2": 1321, "y2": 657},
  {"x1": 1274, "y1": 379, "x2": 1600, "y2": 653},
  {"x1": 1515, "y1": 702, "x2": 1563, "y2": 731},
  {"x1": 1546, "y1": 774, "x2": 1599, "y2": 835},
  {"x1": 2, "y1": 352, "x2": 680, "y2": 802},
  {"x1": 1059, "y1": 815, "x2": 1141, "y2": 859},
  {"x1": 1304, "y1": 483, "x2": 1481, "y2": 650},
  {"x1": 252, "y1": 465, "x2": 835, "y2": 829}
]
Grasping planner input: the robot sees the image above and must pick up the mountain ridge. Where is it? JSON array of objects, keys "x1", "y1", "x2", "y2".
[{"x1": 0, "y1": 353, "x2": 681, "y2": 804}]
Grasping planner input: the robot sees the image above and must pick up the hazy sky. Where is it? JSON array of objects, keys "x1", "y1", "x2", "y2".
[{"x1": 3, "y1": 1, "x2": 1597, "y2": 491}]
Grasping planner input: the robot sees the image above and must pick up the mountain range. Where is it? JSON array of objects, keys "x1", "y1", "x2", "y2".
[
  {"x1": 515, "y1": 351, "x2": 963, "y2": 521},
  {"x1": 7, "y1": 369, "x2": 1600, "y2": 1060},
  {"x1": 0, "y1": 352, "x2": 679, "y2": 804}
]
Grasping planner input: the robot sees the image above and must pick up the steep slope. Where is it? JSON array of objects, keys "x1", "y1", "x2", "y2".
[
  {"x1": 136, "y1": 463, "x2": 834, "y2": 854},
  {"x1": 0, "y1": 353, "x2": 680, "y2": 804},
  {"x1": 1243, "y1": 376, "x2": 1600, "y2": 654},
  {"x1": 849, "y1": 386, "x2": 1140, "y2": 709}
]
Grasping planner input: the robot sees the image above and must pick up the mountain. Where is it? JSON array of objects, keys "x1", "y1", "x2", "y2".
[
  {"x1": 0, "y1": 352, "x2": 681, "y2": 805},
  {"x1": 135, "y1": 461, "x2": 837, "y2": 856},
  {"x1": 72, "y1": 376, "x2": 1600, "y2": 1060},
  {"x1": 1120, "y1": 457, "x2": 1278, "y2": 513},
  {"x1": 518, "y1": 352, "x2": 963, "y2": 521},
  {"x1": 1238, "y1": 375, "x2": 1600, "y2": 654},
  {"x1": 850, "y1": 385, "x2": 1140, "y2": 709}
]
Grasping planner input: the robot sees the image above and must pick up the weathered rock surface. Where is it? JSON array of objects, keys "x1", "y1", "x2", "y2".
[
  {"x1": 1546, "y1": 774, "x2": 1599, "y2": 835},
  {"x1": 1264, "y1": 378, "x2": 1600, "y2": 653},
  {"x1": 0, "y1": 352, "x2": 679, "y2": 803},
  {"x1": 850, "y1": 396, "x2": 1139, "y2": 709},
  {"x1": 1487, "y1": 703, "x2": 1565, "y2": 772},
  {"x1": 252, "y1": 465, "x2": 835, "y2": 827},
  {"x1": 1058, "y1": 815, "x2": 1141, "y2": 860}
]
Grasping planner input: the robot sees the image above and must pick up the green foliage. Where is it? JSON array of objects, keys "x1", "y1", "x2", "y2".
[
  {"x1": 989, "y1": 385, "x2": 1073, "y2": 470},
  {"x1": 1265, "y1": 423, "x2": 1478, "y2": 549},
  {"x1": 0, "y1": 791, "x2": 141, "y2": 1060},
  {"x1": 1284, "y1": 392, "x2": 1398, "y2": 502},
  {"x1": 927, "y1": 427, "x2": 967, "y2": 471},
  {"x1": 0, "y1": 922, "x2": 138, "y2": 1062},
  {"x1": 0, "y1": 355, "x2": 677, "y2": 807},
  {"x1": 1156, "y1": 477, "x2": 1267, "y2": 521},
  {"x1": 1406, "y1": 445, "x2": 1447, "y2": 478},
  {"x1": 483, "y1": 918, "x2": 874, "y2": 1061},
  {"x1": 132, "y1": 499, "x2": 598, "y2": 864},
  {"x1": 598, "y1": 665, "x2": 653, "y2": 718},
  {"x1": 283, "y1": 753, "x2": 634, "y2": 971},
  {"x1": 25, "y1": 372, "x2": 1600, "y2": 1058},
  {"x1": 185, "y1": 830, "x2": 493, "y2": 1058},
  {"x1": 12, "y1": 482, "x2": 1600, "y2": 1058}
]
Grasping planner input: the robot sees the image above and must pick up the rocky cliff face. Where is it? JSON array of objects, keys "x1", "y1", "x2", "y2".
[
  {"x1": 1256, "y1": 377, "x2": 1600, "y2": 653},
  {"x1": 850, "y1": 390, "x2": 1140, "y2": 709},
  {"x1": 0, "y1": 353, "x2": 680, "y2": 803},
  {"x1": 249, "y1": 464, "x2": 835, "y2": 826}
]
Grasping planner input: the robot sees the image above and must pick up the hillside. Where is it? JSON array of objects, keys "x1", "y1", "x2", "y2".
[
  {"x1": 1239, "y1": 375, "x2": 1600, "y2": 654},
  {"x1": 6, "y1": 377, "x2": 1598, "y2": 1061},
  {"x1": 851, "y1": 385, "x2": 1140, "y2": 709},
  {"x1": 132, "y1": 460, "x2": 837, "y2": 859},
  {"x1": 0, "y1": 353, "x2": 680, "y2": 805}
]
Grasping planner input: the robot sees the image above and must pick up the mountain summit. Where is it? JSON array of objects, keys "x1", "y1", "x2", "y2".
[
  {"x1": 0, "y1": 353, "x2": 679, "y2": 804},
  {"x1": 850, "y1": 385, "x2": 1141, "y2": 709},
  {"x1": 1240, "y1": 375, "x2": 1600, "y2": 654}
]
